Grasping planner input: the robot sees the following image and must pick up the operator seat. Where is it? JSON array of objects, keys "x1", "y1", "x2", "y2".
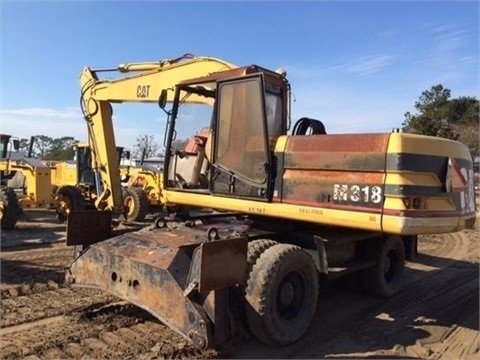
[{"x1": 168, "y1": 129, "x2": 209, "y2": 188}]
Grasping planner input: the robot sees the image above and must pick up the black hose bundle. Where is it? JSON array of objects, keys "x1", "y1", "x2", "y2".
[{"x1": 292, "y1": 117, "x2": 327, "y2": 135}]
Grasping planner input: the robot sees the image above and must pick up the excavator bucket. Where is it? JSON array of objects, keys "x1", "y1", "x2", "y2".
[{"x1": 66, "y1": 222, "x2": 248, "y2": 349}]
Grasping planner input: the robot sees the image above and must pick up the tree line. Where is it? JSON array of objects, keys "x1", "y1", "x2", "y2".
[
  {"x1": 18, "y1": 135, "x2": 78, "y2": 160},
  {"x1": 16, "y1": 134, "x2": 163, "y2": 161},
  {"x1": 15, "y1": 84, "x2": 479, "y2": 161},
  {"x1": 402, "y1": 84, "x2": 479, "y2": 159}
]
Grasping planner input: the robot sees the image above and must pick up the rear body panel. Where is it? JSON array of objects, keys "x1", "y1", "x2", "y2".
[{"x1": 272, "y1": 132, "x2": 475, "y2": 234}]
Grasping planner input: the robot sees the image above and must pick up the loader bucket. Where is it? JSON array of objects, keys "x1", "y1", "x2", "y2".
[{"x1": 66, "y1": 225, "x2": 248, "y2": 349}]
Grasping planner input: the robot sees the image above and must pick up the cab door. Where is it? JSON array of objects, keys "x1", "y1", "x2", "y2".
[{"x1": 210, "y1": 74, "x2": 273, "y2": 200}]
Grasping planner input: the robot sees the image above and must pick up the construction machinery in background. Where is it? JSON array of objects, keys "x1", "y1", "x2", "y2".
[
  {"x1": 120, "y1": 163, "x2": 163, "y2": 213},
  {"x1": 49, "y1": 143, "x2": 148, "y2": 222},
  {"x1": 65, "y1": 54, "x2": 476, "y2": 349},
  {"x1": 0, "y1": 134, "x2": 21, "y2": 229},
  {"x1": 0, "y1": 134, "x2": 58, "y2": 229},
  {"x1": 0, "y1": 134, "x2": 146, "y2": 227}
]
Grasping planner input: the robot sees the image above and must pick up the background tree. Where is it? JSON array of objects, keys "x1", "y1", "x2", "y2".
[
  {"x1": 46, "y1": 136, "x2": 78, "y2": 160},
  {"x1": 19, "y1": 135, "x2": 79, "y2": 160},
  {"x1": 446, "y1": 97, "x2": 479, "y2": 125},
  {"x1": 403, "y1": 84, "x2": 479, "y2": 158},
  {"x1": 452, "y1": 123, "x2": 479, "y2": 159},
  {"x1": 31, "y1": 135, "x2": 53, "y2": 158},
  {"x1": 18, "y1": 138, "x2": 30, "y2": 156},
  {"x1": 133, "y1": 134, "x2": 161, "y2": 160}
]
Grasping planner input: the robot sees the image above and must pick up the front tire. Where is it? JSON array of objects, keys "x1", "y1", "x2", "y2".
[
  {"x1": 122, "y1": 187, "x2": 149, "y2": 222},
  {"x1": 229, "y1": 239, "x2": 278, "y2": 331},
  {"x1": 55, "y1": 185, "x2": 86, "y2": 222},
  {"x1": 245, "y1": 243, "x2": 319, "y2": 346}
]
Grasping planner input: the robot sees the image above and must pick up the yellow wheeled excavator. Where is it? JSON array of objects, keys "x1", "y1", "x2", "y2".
[{"x1": 66, "y1": 54, "x2": 476, "y2": 349}]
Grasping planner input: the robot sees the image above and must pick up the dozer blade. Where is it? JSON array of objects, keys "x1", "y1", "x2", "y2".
[{"x1": 66, "y1": 226, "x2": 248, "y2": 349}]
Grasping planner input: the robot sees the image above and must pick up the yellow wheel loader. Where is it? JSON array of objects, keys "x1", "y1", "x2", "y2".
[
  {"x1": 0, "y1": 134, "x2": 20, "y2": 229},
  {"x1": 0, "y1": 134, "x2": 57, "y2": 228},
  {"x1": 65, "y1": 54, "x2": 476, "y2": 349},
  {"x1": 51, "y1": 143, "x2": 148, "y2": 222},
  {"x1": 121, "y1": 159, "x2": 170, "y2": 213}
]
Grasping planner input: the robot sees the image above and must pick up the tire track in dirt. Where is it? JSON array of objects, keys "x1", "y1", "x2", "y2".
[
  {"x1": 0, "y1": 244, "x2": 120, "y2": 330},
  {"x1": 0, "y1": 301, "x2": 218, "y2": 360},
  {"x1": 1, "y1": 245, "x2": 74, "y2": 290},
  {"x1": 310, "y1": 231, "x2": 478, "y2": 359},
  {"x1": 0, "y1": 286, "x2": 118, "y2": 328},
  {"x1": 1, "y1": 246, "x2": 72, "y2": 261},
  {"x1": 0, "y1": 238, "x2": 219, "y2": 359},
  {"x1": 417, "y1": 287, "x2": 479, "y2": 360}
]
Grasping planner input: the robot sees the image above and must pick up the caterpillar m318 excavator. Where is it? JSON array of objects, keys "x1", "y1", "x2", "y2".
[{"x1": 66, "y1": 54, "x2": 476, "y2": 349}]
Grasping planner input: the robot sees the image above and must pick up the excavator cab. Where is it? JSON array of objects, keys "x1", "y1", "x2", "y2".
[
  {"x1": 76, "y1": 145, "x2": 96, "y2": 192},
  {"x1": 163, "y1": 66, "x2": 289, "y2": 201},
  {"x1": 0, "y1": 134, "x2": 12, "y2": 161},
  {"x1": 0, "y1": 135, "x2": 20, "y2": 161},
  {"x1": 73, "y1": 143, "x2": 126, "y2": 199}
]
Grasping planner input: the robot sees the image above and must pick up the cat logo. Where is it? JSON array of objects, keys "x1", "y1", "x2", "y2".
[{"x1": 137, "y1": 85, "x2": 150, "y2": 98}]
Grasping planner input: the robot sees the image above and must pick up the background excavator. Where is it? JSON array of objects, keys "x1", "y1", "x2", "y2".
[{"x1": 66, "y1": 54, "x2": 476, "y2": 349}]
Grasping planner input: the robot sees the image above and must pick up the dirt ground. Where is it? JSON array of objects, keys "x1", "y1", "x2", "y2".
[{"x1": 1, "y1": 208, "x2": 478, "y2": 360}]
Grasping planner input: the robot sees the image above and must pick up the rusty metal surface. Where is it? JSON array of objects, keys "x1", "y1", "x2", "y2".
[
  {"x1": 277, "y1": 134, "x2": 389, "y2": 212},
  {"x1": 271, "y1": 133, "x2": 388, "y2": 218},
  {"x1": 66, "y1": 210, "x2": 112, "y2": 246},
  {"x1": 281, "y1": 168, "x2": 385, "y2": 210},
  {"x1": 68, "y1": 231, "x2": 211, "y2": 347},
  {"x1": 284, "y1": 133, "x2": 389, "y2": 170},
  {"x1": 198, "y1": 237, "x2": 247, "y2": 293},
  {"x1": 67, "y1": 221, "x2": 249, "y2": 348}
]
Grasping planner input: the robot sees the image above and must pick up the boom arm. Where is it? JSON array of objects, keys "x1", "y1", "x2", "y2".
[{"x1": 79, "y1": 54, "x2": 237, "y2": 213}]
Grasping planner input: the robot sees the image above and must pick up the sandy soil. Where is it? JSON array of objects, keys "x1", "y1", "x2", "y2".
[{"x1": 1, "y1": 208, "x2": 478, "y2": 359}]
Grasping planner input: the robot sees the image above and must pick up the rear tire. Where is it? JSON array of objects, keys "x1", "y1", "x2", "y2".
[
  {"x1": 55, "y1": 185, "x2": 86, "y2": 222},
  {"x1": 229, "y1": 239, "x2": 278, "y2": 332},
  {"x1": 247, "y1": 239, "x2": 279, "y2": 272},
  {"x1": 122, "y1": 187, "x2": 149, "y2": 222},
  {"x1": 360, "y1": 236, "x2": 405, "y2": 298},
  {"x1": 245, "y1": 243, "x2": 319, "y2": 346},
  {"x1": 403, "y1": 235, "x2": 418, "y2": 261},
  {"x1": 0, "y1": 187, "x2": 20, "y2": 230}
]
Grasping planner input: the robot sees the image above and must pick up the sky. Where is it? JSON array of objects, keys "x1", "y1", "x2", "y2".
[{"x1": 1, "y1": 0, "x2": 479, "y2": 154}]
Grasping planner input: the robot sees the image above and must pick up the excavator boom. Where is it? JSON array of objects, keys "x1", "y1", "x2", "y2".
[{"x1": 79, "y1": 54, "x2": 238, "y2": 213}]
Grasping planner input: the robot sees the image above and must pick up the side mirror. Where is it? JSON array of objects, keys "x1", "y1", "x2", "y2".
[
  {"x1": 158, "y1": 90, "x2": 168, "y2": 110},
  {"x1": 124, "y1": 150, "x2": 131, "y2": 160},
  {"x1": 12, "y1": 139, "x2": 20, "y2": 151}
]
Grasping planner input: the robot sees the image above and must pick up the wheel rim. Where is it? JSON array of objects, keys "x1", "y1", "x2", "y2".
[
  {"x1": 56, "y1": 195, "x2": 72, "y2": 216},
  {"x1": 123, "y1": 196, "x2": 135, "y2": 216},
  {"x1": 276, "y1": 271, "x2": 307, "y2": 321}
]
